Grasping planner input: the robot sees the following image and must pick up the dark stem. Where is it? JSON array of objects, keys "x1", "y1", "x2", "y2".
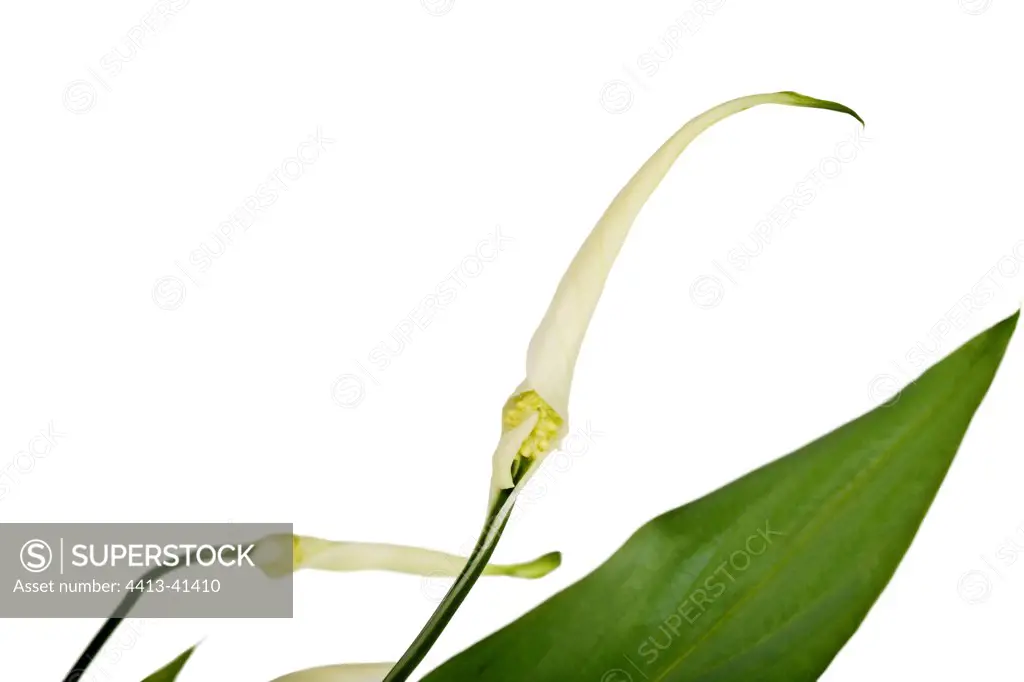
[
  {"x1": 382, "y1": 488, "x2": 520, "y2": 682},
  {"x1": 62, "y1": 547, "x2": 239, "y2": 682}
]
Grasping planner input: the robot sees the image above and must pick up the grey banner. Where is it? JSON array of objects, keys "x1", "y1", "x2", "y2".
[{"x1": 0, "y1": 523, "x2": 293, "y2": 618}]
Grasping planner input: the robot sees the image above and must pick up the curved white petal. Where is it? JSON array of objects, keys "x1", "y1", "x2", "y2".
[
  {"x1": 525, "y1": 91, "x2": 862, "y2": 418},
  {"x1": 252, "y1": 533, "x2": 560, "y2": 579},
  {"x1": 269, "y1": 662, "x2": 394, "y2": 682},
  {"x1": 489, "y1": 410, "x2": 540, "y2": 492}
]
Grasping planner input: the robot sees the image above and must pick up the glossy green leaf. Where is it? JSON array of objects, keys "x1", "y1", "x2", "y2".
[
  {"x1": 424, "y1": 311, "x2": 1018, "y2": 682},
  {"x1": 141, "y1": 644, "x2": 199, "y2": 682}
]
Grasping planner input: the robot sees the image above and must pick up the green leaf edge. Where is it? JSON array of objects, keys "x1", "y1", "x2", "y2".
[{"x1": 141, "y1": 643, "x2": 201, "y2": 682}]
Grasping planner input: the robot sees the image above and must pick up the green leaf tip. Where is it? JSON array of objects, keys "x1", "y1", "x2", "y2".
[
  {"x1": 972, "y1": 308, "x2": 1018, "y2": 352},
  {"x1": 896, "y1": 307, "x2": 1018, "y2": 404},
  {"x1": 992, "y1": 307, "x2": 1020, "y2": 336},
  {"x1": 141, "y1": 643, "x2": 200, "y2": 682},
  {"x1": 776, "y1": 90, "x2": 864, "y2": 126}
]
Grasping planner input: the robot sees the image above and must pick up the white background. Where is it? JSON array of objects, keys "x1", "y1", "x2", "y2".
[{"x1": 2, "y1": 1, "x2": 1023, "y2": 680}]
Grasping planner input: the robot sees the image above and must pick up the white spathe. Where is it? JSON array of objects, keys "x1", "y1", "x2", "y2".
[
  {"x1": 269, "y1": 662, "x2": 394, "y2": 682},
  {"x1": 251, "y1": 533, "x2": 559, "y2": 580},
  {"x1": 490, "y1": 92, "x2": 862, "y2": 497}
]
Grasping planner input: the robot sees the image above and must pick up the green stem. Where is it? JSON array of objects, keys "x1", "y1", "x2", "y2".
[
  {"x1": 382, "y1": 487, "x2": 521, "y2": 682},
  {"x1": 62, "y1": 545, "x2": 241, "y2": 682}
]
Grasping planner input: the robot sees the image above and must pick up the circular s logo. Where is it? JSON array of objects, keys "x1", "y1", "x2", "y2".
[
  {"x1": 152, "y1": 276, "x2": 186, "y2": 311},
  {"x1": 21, "y1": 539, "x2": 53, "y2": 573},
  {"x1": 599, "y1": 80, "x2": 634, "y2": 114}
]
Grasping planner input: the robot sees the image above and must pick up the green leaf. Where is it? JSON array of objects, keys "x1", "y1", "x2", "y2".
[
  {"x1": 141, "y1": 644, "x2": 199, "y2": 682},
  {"x1": 423, "y1": 311, "x2": 1018, "y2": 682}
]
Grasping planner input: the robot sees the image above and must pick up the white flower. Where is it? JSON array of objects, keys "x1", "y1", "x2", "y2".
[
  {"x1": 269, "y1": 662, "x2": 394, "y2": 682},
  {"x1": 488, "y1": 91, "x2": 861, "y2": 502},
  {"x1": 268, "y1": 91, "x2": 862, "y2": 682},
  {"x1": 251, "y1": 534, "x2": 560, "y2": 579}
]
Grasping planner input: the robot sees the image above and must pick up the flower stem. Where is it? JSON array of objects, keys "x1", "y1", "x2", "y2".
[
  {"x1": 382, "y1": 487, "x2": 521, "y2": 681},
  {"x1": 62, "y1": 546, "x2": 236, "y2": 682}
]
